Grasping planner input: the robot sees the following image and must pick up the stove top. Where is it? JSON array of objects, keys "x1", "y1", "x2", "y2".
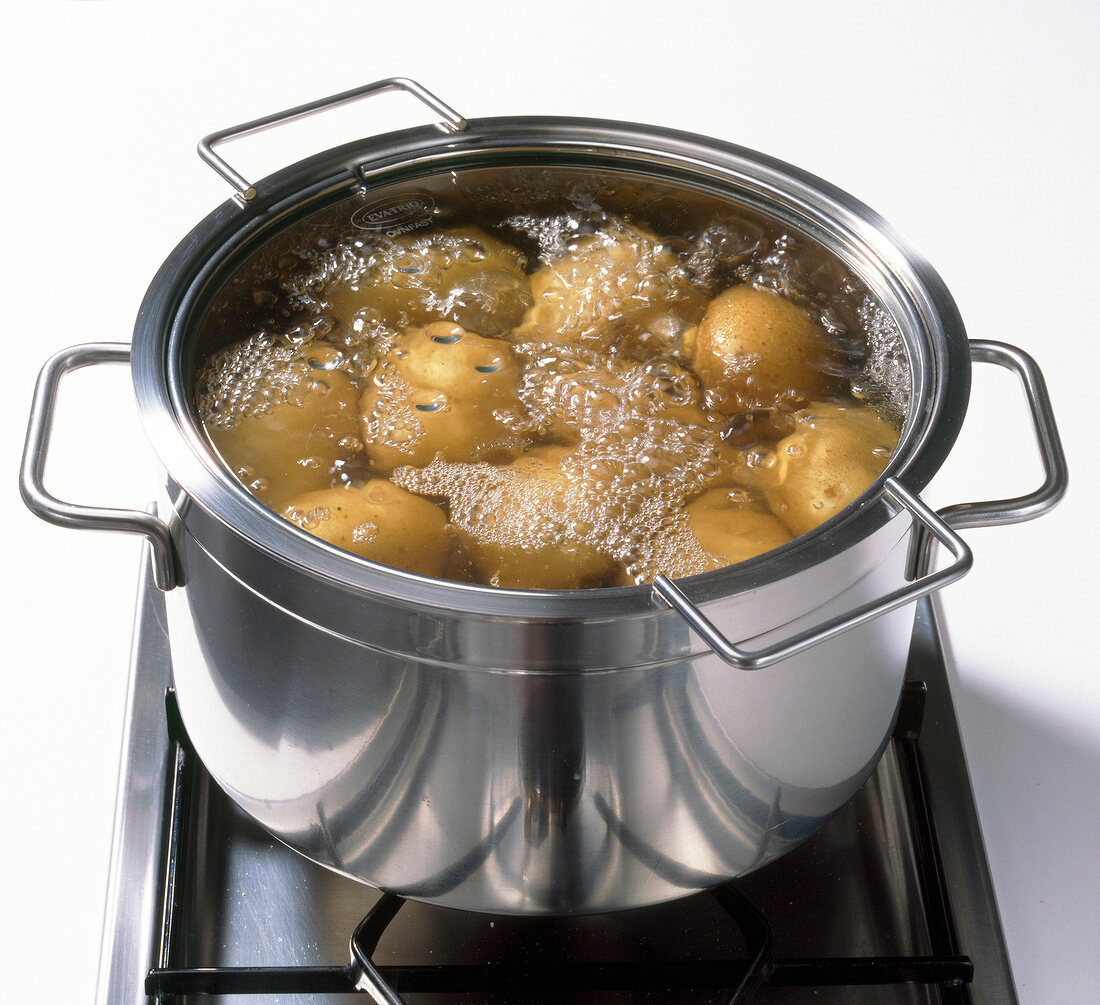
[{"x1": 97, "y1": 557, "x2": 1016, "y2": 1003}]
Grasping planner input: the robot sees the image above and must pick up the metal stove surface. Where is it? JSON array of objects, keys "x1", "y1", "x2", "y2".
[{"x1": 97, "y1": 558, "x2": 1016, "y2": 1003}]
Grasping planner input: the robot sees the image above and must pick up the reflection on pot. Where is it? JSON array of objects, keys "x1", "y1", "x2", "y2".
[{"x1": 167, "y1": 519, "x2": 911, "y2": 913}]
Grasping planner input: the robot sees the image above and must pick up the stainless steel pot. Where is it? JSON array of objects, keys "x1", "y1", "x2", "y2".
[{"x1": 20, "y1": 79, "x2": 1067, "y2": 915}]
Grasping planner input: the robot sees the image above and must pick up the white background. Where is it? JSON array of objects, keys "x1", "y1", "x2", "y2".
[{"x1": 2, "y1": 2, "x2": 1097, "y2": 1001}]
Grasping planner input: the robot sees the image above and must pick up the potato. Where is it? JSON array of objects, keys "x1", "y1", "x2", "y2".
[
  {"x1": 684, "y1": 488, "x2": 792, "y2": 571},
  {"x1": 281, "y1": 480, "x2": 453, "y2": 577},
  {"x1": 198, "y1": 337, "x2": 362, "y2": 509},
  {"x1": 450, "y1": 447, "x2": 620, "y2": 590},
  {"x1": 323, "y1": 226, "x2": 532, "y2": 337},
  {"x1": 687, "y1": 285, "x2": 838, "y2": 413},
  {"x1": 360, "y1": 322, "x2": 529, "y2": 474},
  {"x1": 512, "y1": 220, "x2": 707, "y2": 355},
  {"x1": 747, "y1": 401, "x2": 900, "y2": 536}
]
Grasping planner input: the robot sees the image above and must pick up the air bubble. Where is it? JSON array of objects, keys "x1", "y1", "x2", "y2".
[
  {"x1": 286, "y1": 505, "x2": 329, "y2": 531},
  {"x1": 352, "y1": 522, "x2": 379, "y2": 544}
]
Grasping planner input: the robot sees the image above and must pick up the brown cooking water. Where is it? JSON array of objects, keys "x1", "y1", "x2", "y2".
[{"x1": 193, "y1": 165, "x2": 910, "y2": 587}]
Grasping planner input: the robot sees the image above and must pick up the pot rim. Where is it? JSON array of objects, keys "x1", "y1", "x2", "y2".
[{"x1": 133, "y1": 115, "x2": 970, "y2": 618}]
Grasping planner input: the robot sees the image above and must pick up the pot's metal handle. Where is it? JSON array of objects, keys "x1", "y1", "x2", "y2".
[
  {"x1": 20, "y1": 342, "x2": 177, "y2": 591},
  {"x1": 940, "y1": 340, "x2": 1067, "y2": 530},
  {"x1": 199, "y1": 77, "x2": 467, "y2": 205},
  {"x1": 652, "y1": 479, "x2": 972, "y2": 671},
  {"x1": 906, "y1": 339, "x2": 1067, "y2": 581}
]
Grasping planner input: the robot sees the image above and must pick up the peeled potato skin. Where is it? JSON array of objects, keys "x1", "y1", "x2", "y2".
[
  {"x1": 201, "y1": 340, "x2": 362, "y2": 510},
  {"x1": 752, "y1": 402, "x2": 900, "y2": 536},
  {"x1": 459, "y1": 447, "x2": 619, "y2": 591},
  {"x1": 360, "y1": 322, "x2": 528, "y2": 474},
  {"x1": 281, "y1": 480, "x2": 452, "y2": 577},
  {"x1": 685, "y1": 489, "x2": 793, "y2": 571},
  {"x1": 689, "y1": 285, "x2": 836, "y2": 413}
]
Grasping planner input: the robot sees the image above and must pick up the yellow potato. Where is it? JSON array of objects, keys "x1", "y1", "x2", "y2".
[
  {"x1": 198, "y1": 337, "x2": 362, "y2": 509},
  {"x1": 683, "y1": 488, "x2": 792, "y2": 572},
  {"x1": 512, "y1": 220, "x2": 707, "y2": 355},
  {"x1": 360, "y1": 322, "x2": 529, "y2": 474},
  {"x1": 452, "y1": 447, "x2": 620, "y2": 590},
  {"x1": 324, "y1": 226, "x2": 532, "y2": 337},
  {"x1": 688, "y1": 285, "x2": 838, "y2": 413},
  {"x1": 748, "y1": 402, "x2": 900, "y2": 536},
  {"x1": 281, "y1": 480, "x2": 453, "y2": 577}
]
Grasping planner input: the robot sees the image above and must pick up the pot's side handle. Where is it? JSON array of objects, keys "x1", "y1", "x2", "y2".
[
  {"x1": 20, "y1": 343, "x2": 177, "y2": 591},
  {"x1": 905, "y1": 339, "x2": 1068, "y2": 582},
  {"x1": 652, "y1": 480, "x2": 972, "y2": 671},
  {"x1": 199, "y1": 77, "x2": 467, "y2": 206},
  {"x1": 941, "y1": 340, "x2": 1068, "y2": 530}
]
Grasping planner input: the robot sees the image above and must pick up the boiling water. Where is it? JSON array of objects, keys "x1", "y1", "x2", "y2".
[{"x1": 194, "y1": 166, "x2": 909, "y2": 587}]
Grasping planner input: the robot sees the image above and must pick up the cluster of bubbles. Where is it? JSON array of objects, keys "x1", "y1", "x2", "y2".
[
  {"x1": 284, "y1": 226, "x2": 532, "y2": 339},
  {"x1": 851, "y1": 296, "x2": 911, "y2": 426},
  {"x1": 196, "y1": 332, "x2": 316, "y2": 430},
  {"x1": 394, "y1": 340, "x2": 730, "y2": 584}
]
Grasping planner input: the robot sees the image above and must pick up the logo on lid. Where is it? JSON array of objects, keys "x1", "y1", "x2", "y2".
[{"x1": 351, "y1": 194, "x2": 435, "y2": 236}]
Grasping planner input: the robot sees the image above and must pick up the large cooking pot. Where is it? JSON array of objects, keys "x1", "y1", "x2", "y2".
[{"x1": 20, "y1": 79, "x2": 1066, "y2": 915}]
